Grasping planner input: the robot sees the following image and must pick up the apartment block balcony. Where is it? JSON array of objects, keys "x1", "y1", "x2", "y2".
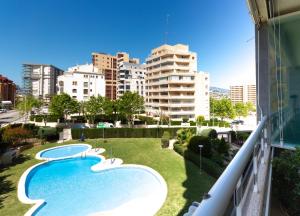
[{"x1": 168, "y1": 87, "x2": 195, "y2": 91}]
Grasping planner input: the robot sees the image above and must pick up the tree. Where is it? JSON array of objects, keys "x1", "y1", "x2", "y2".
[
  {"x1": 196, "y1": 115, "x2": 205, "y2": 126},
  {"x1": 212, "y1": 98, "x2": 235, "y2": 120},
  {"x1": 234, "y1": 102, "x2": 248, "y2": 119},
  {"x1": 102, "y1": 97, "x2": 120, "y2": 123},
  {"x1": 245, "y1": 101, "x2": 256, "y2": 112},
  {"x1": 118, "y1": 92, "x2": 144, "y2": 127},
  {"x1": 85, "y1": 96, "x2": 104, "y2": 125},
  {"x1": 17, "y1": 95, "x2": 41, "y2": 115},
  {"x1": 49, "y1": 93, "x2": 79, "y2": 119}
]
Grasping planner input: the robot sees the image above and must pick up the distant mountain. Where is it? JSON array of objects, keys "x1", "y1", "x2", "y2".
[{"x1": 210, "y1": 86, "x2": 229, "y2": 94}]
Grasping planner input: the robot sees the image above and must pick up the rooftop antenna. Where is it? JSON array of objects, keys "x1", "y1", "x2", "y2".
[{"x1": 164, "y1": 14, "x2": 170, "y2": 44}]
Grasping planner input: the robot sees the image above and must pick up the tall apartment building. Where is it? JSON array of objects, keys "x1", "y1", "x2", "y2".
[
  {"x1": 230, "y1": 84, "x2": 256, "y2": 105},
  {"x1": 0, "y1": 75, "x2": 16, "y2": 105},
  {"x1": 92, "y1": 53, "x2": 117, "y2": 100},
  {"x1": 57, "y1": 64, "x2": 105, "y2": 102},
  {"x1": 92, "y1": 51, "x2": 140, "y2": 100},
  {"x1": 145, "y1": 44, "x2": 210, "y2": 120},
  {"x1": 117, "y1": 62, "x2": 145, "y2": 98},
  {"x1": 23, "y1": 64, "x2": 64, "y2": 102}
]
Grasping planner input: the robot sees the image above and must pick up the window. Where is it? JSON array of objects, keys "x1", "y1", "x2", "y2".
[
  {"x1": 72, "y1": 89, "x2": 77, "y2": 93},
  {"x1": 72, "y1": 81, "x2": 77, "y2": 86},
  {"x1": 90, "y1": 89, "x2": 92, "y2": 92},
  {"x1": 84, "y1": 82, "x2": 88, "y2": 87},
  {"x1": 72, "y1": 96, "x2": 77, "y2": 99},
  {"x1": 90, "y1": 82, "x2": 92, "y2": 85},
  {"x1": 83, "y1": 89, "x2": 88, "y2": 95}
]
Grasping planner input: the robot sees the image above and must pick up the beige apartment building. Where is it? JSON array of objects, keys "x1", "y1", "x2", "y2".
[
  {"x1": 145, "y1": 44, "x2": 210, "y2": 120},
  {"x1": 92, "y1": 51, "x2": 140, "y2": 100},
  {"x1": 230, "y1": 84, "x2": 256, "y2": 105}
]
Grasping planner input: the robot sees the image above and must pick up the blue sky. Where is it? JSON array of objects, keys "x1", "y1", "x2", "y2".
[{"x1": 0, "y1": 0, "x2": 255, "y2": 89}]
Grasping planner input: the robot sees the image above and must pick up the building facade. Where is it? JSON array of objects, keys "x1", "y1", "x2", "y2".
[
  {"x1": 57, "y1": 64, "x2": 105, "y2": 102},
  {"x1": 145, "y1": 44, "x2": 209, "y2": 120},
  {"x1": 230, "y1": 84, "x2": 256, "y2": 105},
  {"x1": 92, "y1": 51, "x2": 140, "y2": 100},
  {"x1": 23, "y1": 64, "x2": 64, "y2": 102},
  {"x1": 0, "y1": 75, "x2": 16, "y2": 105},
  {"x1": 117, "y1": 62, "x2": 145, "y2": 98}
]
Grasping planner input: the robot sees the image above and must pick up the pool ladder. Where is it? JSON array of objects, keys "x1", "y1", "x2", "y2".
[{"x1": 81, "y1": 152, "x2": 87, "y2": 158}]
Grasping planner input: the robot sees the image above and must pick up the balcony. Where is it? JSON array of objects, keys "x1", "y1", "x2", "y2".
[{"x1": 186, "y1": 116, "x2": 272, "y2": 216}]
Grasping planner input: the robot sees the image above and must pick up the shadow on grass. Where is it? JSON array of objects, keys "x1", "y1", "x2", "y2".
[
  {"x1": 0, "y1": 154, "x2": 31, "y2": 208},
  {"x1": 0, "y1": 174, "x2": 15, "y2": 209},
  {"x1": 176, "y1": 151, "x2": 213, "y2": 216}
]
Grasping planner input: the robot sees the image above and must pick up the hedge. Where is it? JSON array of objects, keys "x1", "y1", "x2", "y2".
[
  {"x1": 170, "y1": 121, "x2": 182, "y2": 126},
  {"x1": 72, "y1": 127, "x2": 196, "y2": 139},
  {"x1": 199, "y1": 128, "x2": 218, "y2": 139},
  {"x1": 30, "y1": 115, "x2": 61, "y2": 122},
  {"x1": 38, "y1": 127, "x2": 59, "y2": 141},
  {"x1": 174, "y1": 144, "x2": 224, "y2": 178}
]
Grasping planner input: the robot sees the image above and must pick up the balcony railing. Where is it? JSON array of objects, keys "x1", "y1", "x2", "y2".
[{"x1": 188, "y1": 116, "x2": 271, "y2": 216}]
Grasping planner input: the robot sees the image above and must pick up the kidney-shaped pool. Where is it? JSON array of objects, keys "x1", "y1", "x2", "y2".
[{"x1": 19, "y1": 156, "x2": 167, "y2": 216}]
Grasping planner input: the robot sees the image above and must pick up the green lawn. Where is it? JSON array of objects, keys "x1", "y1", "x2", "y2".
[{"x1": 0, "y1": 138, "x2": 215, "y2": 216}]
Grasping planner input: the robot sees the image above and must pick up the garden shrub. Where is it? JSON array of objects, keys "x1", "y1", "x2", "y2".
[
  {"x1": 189, "y1": 121, "x2": 196, "y2": 126},
  {"x1": 161, "y1": 131, "x2": 171, "y2": 148},
  {"x1": 236, "y1": 131, "x2": 250, "y2": 144},
  {"x1": 176, "y1": 128, "x2": 194, "y2": 145},
  {"x1": 38, "y1": 127, "x2": 59, "y2": 141},
  {"x1": 272, "y1": 149, "x2": 300, "y2": 215},
  {"x1": 2, "y1": 127, "x2": 32, "y2": 146},
  {"x1": 188, "y1": 135, "x2": 212, "y2": 158},
  {"x1": 216, "y1": 137, "x2": 230, "y2": 155},
  {"x1": 174, "y1": 144, "x2": 224, "y2": 178},
  {"x1": 171, "y1": 121, "x2": 182, "y2": 126},
  {"x1": 200, "y1": 128, "x2": 218, "y2": 139},
  {"x1": 23, "y1": 123, "x2": 39, "y2": 137}
]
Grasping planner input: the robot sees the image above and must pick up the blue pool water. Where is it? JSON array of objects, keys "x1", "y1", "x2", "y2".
[
  {"x1": 39, "y1": 145, "x2": 89, "y2": 159},
  {"x1": 26, "y1": 157, "x2": 163, "y2": 216}
]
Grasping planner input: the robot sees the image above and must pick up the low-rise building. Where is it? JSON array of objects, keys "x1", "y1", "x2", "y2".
[
  {"x1": 117, "y1": 62, "x2": 145, "y2": 98},
  {"x1": 0, "y1": 75, "x2": 16, "y2": 106},
  {"x1": 57, "y1": 64, "x2": 105, "y2": 101}
]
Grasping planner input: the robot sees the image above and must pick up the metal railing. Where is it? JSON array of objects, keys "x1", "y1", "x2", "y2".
[{"x1": 192, "y1": 116, "x2": 268, "y2": 216}]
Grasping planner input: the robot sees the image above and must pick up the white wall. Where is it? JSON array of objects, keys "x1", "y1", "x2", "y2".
[
  {"x1": 57, "y1": 64, "x2": 105, "y2": 101},
  {"x1": 194, "y1": 72, "x2": 210, "y2": 120}
]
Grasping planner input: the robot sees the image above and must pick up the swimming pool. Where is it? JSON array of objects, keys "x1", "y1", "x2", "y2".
[
  {"x1": 19, "y1": 156, "x2": 167, "y2": 216},
  {"x1": 36, "y1": 144, "x2": 91, "y2": 160}
]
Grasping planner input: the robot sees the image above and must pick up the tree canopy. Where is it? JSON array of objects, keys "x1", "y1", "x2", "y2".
[
  {"x1": 118, "y1": 92, "x2": 144, "y2": 126},
  {"x1": 16, "y1": 95, "x2": 41, "y2": 114},
  {"x1": 49, "y1": 93, "x2": 79, "y2": 118},
  {"x1": 210, "y1": 97, "x2": 235, "y2": 120},
  {"x1": 234, "y1": 102, "x2": 248, "y2": 119},
  {"x1": 85, "y1": 95, "x2": 104, "y2": 124}
]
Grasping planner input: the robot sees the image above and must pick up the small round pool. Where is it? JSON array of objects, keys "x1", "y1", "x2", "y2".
[{"x1": 36, "y1": 144, "x2": 91, "y2": 160}]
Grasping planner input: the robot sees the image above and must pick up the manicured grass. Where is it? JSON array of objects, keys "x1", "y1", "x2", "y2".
[{"x1": 0, "y1": 138, "x2": 215, "y2": 216}]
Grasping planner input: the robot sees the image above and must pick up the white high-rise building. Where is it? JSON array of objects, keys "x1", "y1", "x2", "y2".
[
  {"x1": 117, "y1": 62, "x2": 145, "y2": 98},
  {"x1": 145, "y1": 44, "x2": 210, "y2": 120},
  {"x1": 23, "y1": 64, "x2": 64, "y2": 102},
  {"x1": 57, "y1": 64, "x2": 105, "y2": 101}
]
